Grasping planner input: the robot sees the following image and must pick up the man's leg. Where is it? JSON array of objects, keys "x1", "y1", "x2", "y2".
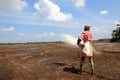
[
  {"x1": 80, "y1": 57, "x2": 85, "y2": 73},
  {"x1": 89, "y1": 57, "x2": 94, "y2": 74}
]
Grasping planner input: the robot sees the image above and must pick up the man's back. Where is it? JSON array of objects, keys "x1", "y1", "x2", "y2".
[{"x1": 80, "y1": 30, "x2": 92, "y2": 43}]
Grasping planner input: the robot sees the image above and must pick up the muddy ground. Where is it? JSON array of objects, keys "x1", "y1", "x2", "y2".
[{"x1": 0, "y1": 42, "x2": 119, "y2": 80}]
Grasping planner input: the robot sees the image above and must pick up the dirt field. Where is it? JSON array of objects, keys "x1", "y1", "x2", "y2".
[{"x1": 0, "y1": 42, "x2": 120, "y2": 80}]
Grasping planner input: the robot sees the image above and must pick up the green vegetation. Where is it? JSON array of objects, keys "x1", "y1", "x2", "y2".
[
  {"x1": 110, "y1": 20, "x2": 120, "y2": 42},
  {"x1": 0, "y1": 41, "x2": 63, "y2": 45}
]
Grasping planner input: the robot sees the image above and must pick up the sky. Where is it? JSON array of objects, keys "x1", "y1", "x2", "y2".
[{"x1": 0, "y1": 0, "x2": 120, "y2": 43}]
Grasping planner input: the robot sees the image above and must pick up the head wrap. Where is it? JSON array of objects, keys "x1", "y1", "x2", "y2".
[{"x1": 84, "y1": 24, "x2": 91, "y2": 30}]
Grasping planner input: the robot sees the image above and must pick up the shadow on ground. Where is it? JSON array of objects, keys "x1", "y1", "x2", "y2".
[
  {"x1": 53, "y1": 62, "x2": 79, "y2": 74},
  {"x1": 63, "y1": 67, "x2": 79, "y2": 74}
]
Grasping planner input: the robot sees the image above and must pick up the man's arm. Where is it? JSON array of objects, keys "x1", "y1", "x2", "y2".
[{"x1": 77, "y1": 38, "x2": 81, "y2": 46}]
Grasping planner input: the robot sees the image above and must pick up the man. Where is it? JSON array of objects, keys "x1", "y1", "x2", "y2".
[{"x1": 77, "y1": 24, "x2": 94, "y2": 75}]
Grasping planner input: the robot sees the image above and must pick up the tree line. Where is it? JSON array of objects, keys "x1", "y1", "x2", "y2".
[{"x1": 110, "y1": 20, "x2": 120, "y2": 42}]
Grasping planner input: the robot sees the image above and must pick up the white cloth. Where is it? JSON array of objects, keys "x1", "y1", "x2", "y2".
[
  {"x1": 80, "y1": 40, "x2": 84, "y2": 45},
  {"x1": 82, "y1": 42, "x2": 90, "y2": 56}
]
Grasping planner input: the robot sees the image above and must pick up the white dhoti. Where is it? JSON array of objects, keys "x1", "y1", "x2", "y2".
[{"x1": 82, "y1": 42, "x2": 93, "y2": 57}]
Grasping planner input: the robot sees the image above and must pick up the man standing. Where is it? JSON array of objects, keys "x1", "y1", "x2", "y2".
[{"x1": 77, "y1": 24, "x2": 94, "y2": 75}]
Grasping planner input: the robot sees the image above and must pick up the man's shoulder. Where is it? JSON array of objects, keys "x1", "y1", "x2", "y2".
[{"x1": 83, "y1": 31, "x2": 91, "y2": 34}]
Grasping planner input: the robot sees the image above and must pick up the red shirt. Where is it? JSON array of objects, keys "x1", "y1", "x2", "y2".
[{"x1": 79, "y1": 30, "x2": 92, "y2": 43}]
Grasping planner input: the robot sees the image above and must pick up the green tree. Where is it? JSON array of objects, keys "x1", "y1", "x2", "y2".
[{"x1": 111, "y1": 21, "x2": 120, "y2": 42}]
